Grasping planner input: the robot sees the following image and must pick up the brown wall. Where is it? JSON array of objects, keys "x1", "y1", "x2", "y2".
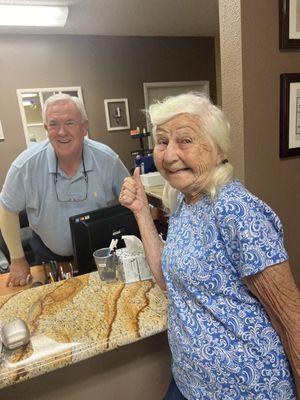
[
  {"x1": 0, "y1": 34, "x2": 216, "y2": 186},
  {"x1": 220, "y1": 0, "x2": 300, "y2": 285},
  {"x1": 241, "y1": 1, "x2": 300, "y2": 284}
]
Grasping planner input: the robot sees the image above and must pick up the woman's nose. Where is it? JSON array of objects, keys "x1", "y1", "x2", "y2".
[{"x1": 163, "y1": 143, "x2": 179, "y2": 163}]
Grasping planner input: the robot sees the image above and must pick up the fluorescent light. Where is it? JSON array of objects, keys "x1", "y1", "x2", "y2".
[
  {"x1": 0, "y1": 5, "x2": 69, "y2": 27},
  {"x1": 22, "y1": 93, "x2": 38, "y2": 98}
]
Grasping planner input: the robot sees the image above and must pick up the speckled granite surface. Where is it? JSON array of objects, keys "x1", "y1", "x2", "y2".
[{"x1": 0, "y1": 272, "x2": 168, "y2": 388}]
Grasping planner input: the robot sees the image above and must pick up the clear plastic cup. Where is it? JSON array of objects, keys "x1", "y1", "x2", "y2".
[{"x1": 93, "y1": 248, "x2": 117, "y2": 282}]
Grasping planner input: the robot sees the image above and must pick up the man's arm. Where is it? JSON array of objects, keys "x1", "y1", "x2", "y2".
[
  {"x1": 0, "y1": 205, "x2": 31, "y2": 286},
  {"x1": 242, "y1": 261, "x2": 300, "y2": 396}
]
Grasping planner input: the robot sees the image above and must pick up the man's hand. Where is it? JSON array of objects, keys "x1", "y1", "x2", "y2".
[{"x1": 6, "y1": 257, "x2": 31, "y2": 287}]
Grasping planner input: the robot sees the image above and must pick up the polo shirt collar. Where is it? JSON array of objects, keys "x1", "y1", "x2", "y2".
[
  {"x1": 46, "y1": 141, "x2": 57, "y2": 173},
  {"x1": 82, "y1": 138, "x2": 93, "y2": 172},
  {"x1": 46, "y1": 139, "x2": 93, "y2": 174}
]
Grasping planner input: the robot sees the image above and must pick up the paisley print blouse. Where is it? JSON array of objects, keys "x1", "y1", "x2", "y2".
[{"x1": 162, "y1": 180, "x2": 296, "y2": 400}]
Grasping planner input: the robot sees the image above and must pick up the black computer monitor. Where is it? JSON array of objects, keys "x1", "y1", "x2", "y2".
[{"x1": 69, "y1": 204, "x2": 141, "y2": 275}]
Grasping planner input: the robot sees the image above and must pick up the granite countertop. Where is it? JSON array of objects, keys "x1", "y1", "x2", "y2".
[{"x1": 0, "y1": 272, "x2": 168, "y2": 388}]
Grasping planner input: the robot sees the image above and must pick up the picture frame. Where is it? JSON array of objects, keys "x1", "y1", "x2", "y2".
[
  {"x1": 143, "y1": 80, "x2": 209, "y2": 147},
  {"x1": 104, "y1": 98, "x2": 130, "y2": 131},
  {"x1": 280, "y1": 73, "x2": 300, "y2": 157},
  {"x1": 0, "y1": 120, "x2": 4, "y2": 140},
  {"x1": 279, "y1": 0, "x2": 300, "y2": 49}
]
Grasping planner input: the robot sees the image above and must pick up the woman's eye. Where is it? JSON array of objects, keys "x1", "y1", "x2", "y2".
[
  {"x1": 156, "y1": 139, "x2": 168, "y2": 146},
  {"x1": 181, "y1": 138, "x2": 192, "y2": 144}
]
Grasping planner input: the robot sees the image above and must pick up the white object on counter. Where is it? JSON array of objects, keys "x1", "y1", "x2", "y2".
[
  {"x1": 120, "y1": 255, "x2": 140, "y2": 283},
  {"x1": 140, "y1": 172, "x2": 165, "y2": 187},
  {"x1": 116, "y1": 236, "x2": 153, "y2": 283},
  {"x1": 122, "y1": 235, "x2": 144, "y2": 253}
]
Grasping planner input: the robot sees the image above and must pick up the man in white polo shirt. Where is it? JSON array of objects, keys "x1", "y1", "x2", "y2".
[{"x1": 0, "y1": 93, "x2": 129, "y2": 286}]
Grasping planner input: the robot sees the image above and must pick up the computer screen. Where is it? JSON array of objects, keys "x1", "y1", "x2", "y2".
[{"x1": 69, "y1": 204, "x2": 141, "y2": 275}]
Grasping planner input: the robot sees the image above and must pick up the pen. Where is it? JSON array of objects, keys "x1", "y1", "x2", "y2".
[
  {"x1": 68, "y1": 262, "x2": 74, "y2": 277},
  {"x1": 48, "y1": 272, "x2": 55, "y2": 283},
  {"x1": 49, "y1": 261, "x2": 56, "y2": 280},
  {"x1": 109, "y1": 238, "x2": 118, "y2": 251},
  {"x1": 59, "y1": 265, "x2": 64, "y2": 280}
]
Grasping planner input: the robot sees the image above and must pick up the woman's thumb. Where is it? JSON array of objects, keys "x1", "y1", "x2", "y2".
[{"x1": 133, "y1": 166, "x2": 143, "y2": 187}]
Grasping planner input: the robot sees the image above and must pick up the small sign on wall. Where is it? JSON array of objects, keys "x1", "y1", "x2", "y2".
[
  {"x1": 104, "y1": 98, "x2": 131, "y2": 131},
  {"x1": 0, "y1": 120, "x2": 4, "y2": 140}
]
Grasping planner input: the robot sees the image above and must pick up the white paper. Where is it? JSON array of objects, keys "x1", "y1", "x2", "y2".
[
  {"x1": 136, "y1": 255, "x2": 153, "y2": 280},
  {"x1": 122, "y1": 258, "x2": 140, "y2": 283},
  {"x1": 116, "y1": 241, "x2": 153, "y2": 283}
]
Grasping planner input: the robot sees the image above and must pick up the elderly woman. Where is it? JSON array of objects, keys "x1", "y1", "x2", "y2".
[{"x1": 119, "y1": 93, "x2": 300, "y2": 400}]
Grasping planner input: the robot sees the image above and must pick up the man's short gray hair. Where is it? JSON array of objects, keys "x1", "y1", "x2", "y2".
[
  {"x1": 43, "y1": 93, "x2": 88, "y2": 123},
  {"x1": 148, "y1": 92, "x2": 234, "y2": 202}
]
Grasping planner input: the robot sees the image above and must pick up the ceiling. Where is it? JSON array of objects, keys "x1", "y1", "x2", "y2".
[{"x1": 0, "y1": 0, "x2": 219, "y2": 36}]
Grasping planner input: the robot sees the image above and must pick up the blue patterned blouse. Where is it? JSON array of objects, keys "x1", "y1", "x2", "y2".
[{"x1": 162, "y1": 180, "x2": 296, "y2": 399}]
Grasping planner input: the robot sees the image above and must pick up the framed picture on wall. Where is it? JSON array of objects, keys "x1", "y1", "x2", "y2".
[
  {"x1": 0, "y1": 120, "x2": 4, "y2": 140},
  {"x1": 279, "y1": 0, "x2": 300, "y2": 49},
  {"x1": 280, "y1": 73, "x2": 300, "y2": 157},
  {"x1": 104, "y1": 98, "x2": 130, "y2": 131}
]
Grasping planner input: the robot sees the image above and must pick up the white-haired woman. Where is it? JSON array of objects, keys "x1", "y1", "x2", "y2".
[{"x1": 119, "y1": 93, "x2": 300, "y2": 400}]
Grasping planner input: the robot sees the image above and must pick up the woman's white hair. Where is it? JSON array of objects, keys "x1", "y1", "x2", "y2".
[
  {"x1": 43, "y1": 93, "x2": 88, "y2": 123},
  {"x1": 148, "y1": 92, "x2": 234, "y2": 211}
]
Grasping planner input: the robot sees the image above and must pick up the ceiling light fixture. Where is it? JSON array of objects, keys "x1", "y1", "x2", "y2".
[{"x1": 0, "y1": 5, "x2": 69, "y2": 27}]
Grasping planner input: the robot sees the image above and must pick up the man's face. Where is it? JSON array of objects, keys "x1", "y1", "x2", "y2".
[{"x1": 45, "y1": 100, "x2": 88, "y2": 160}]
